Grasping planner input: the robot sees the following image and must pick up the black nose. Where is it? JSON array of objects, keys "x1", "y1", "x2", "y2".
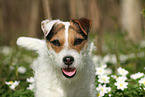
[{"x1": 63, "y1": 56, "x2": 74, "y2": 66}]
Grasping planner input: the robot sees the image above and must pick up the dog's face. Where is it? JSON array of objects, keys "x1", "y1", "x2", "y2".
[{"x1": 41, "y1": 18, "x2": 91, "y2": 78}]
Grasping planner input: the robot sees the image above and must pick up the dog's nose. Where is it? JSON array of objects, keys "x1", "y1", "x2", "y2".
[{"x1": 63, "y1": 56, "x2": 74, "y2": 66}]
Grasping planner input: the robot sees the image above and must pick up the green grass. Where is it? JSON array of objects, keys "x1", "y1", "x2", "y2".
[{"x1": 0, "y1": 31, "x2": 145, "y2": 96}]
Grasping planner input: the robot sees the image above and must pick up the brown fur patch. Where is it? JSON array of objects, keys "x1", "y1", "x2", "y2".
[
  {"x1": 72, "y1": 18, "x2": 91, "y2": 35},
  {"x1": 46, "y1": 23, "x2": 65, "y2": 53},
  {"x1": 46, "y1": 21, "x2": 89, "y2": 53},
  {"x1": 68, "y1": 22, "x2": 88, "y2": 53}
]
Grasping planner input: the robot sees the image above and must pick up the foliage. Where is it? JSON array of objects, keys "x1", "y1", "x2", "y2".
[
  {"x1": 141, "y1": 8, "x2": 145, "y2": 18},
  {"x1": 95, "y1": 64, "x2": 145, "y2": 97},
  {"x1": 0, "y1": 47, "x2": 35, "y2": 97},
  {"x1": 0, "y1": 32, "x2": 145, "y2": 97},
  {"x1": 92, "y1": 32, "x2": 145, "y2": 97}
]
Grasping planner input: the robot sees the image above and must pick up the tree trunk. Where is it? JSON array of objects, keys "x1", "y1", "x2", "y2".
[
  {"x1": 28, "y1": 0, "x2": 39, "y2": 37},
  {"x1": 121, "y1": 0, "x2": 142, "y2": 43},
  {"x1": 89, "y1": 0, "x2": 102, "y2": 55},
  {"x1": 69, "y1": 0, "x2": 76, "y2": 19},
  {"x1": 76, "y1": 0, "x2": 86, "y2": 18},
  {"x1": 0, "y1": 0, "x2": 3, "y2": 32},
  {"x1": 87, "y1": 0, "x2": 100, "y2": 32},
  {"x1": 42, "y1": 0, "x2": 52, "y2": 19}
]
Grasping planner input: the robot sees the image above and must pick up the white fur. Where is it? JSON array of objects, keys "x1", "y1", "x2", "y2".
[
  {"x1": 17, "y1": 37, "x2": 45, "y2": 51},
  {"x1": 17, "y1": 20, "x2": 96, "y2": 97},
  {"x1": 41, "y1": 19, "x2": 60, "y2": 36},
  {"x1": 62, "y1": 22, "x2": 70, "y2": 47}
]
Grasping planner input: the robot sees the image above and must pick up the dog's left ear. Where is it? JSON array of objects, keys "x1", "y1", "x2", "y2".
[
  {"x1": 72, "y1": 18, "x2": 91, "y2": 35},
  {"x1": 41, "y1": 19, "x2": 60, "y2": 37}
]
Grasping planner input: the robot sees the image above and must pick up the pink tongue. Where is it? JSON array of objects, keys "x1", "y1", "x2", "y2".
[{"x1": 62, "y1": 68, "x2": 76, "y2": 77}]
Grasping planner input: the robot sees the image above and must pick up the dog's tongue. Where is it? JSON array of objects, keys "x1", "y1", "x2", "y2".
[{"x1": 62, "y1": 68, "x2": 76, "y2": 77}]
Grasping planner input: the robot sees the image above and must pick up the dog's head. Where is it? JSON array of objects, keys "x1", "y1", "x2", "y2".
[{"x1": 41, "y1": 18, "x2": 91, "y2": 78}]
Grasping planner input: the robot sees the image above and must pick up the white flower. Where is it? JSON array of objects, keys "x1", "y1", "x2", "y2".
[
  {"x1": 139, "y1": 87, "x2": 145, "y2": 91},
  {"x1": 92, "y1": 55, "x2": 102, "y2": 64},
  {"x1": 114, "y1": 81, "x2": 128, "y2": 90},
  {"x1": 12, "y1": 81, "x2": 20, "y2": 86},
  {"x1": 138, "y1": 77, "x2": 145, "y2": 86},
  {"x1": 9, "y1": 84, "x2": 16, "y2": 90},
  {"x1": 111, "y1": 75, "x2": 127, "y2": 82},
  {"x1": 10, "y1": 66, "x2": 15, "y2": 70},
  {"x1": 111, "y1": 75, "x2": 118, "y2": 80},
  {"x1": 100, "y1": 64, "x2": 107, "y2": 69},
  {"x1": 95, "y1": 64, "x2": 107, "y2": 75},
  {"x1": 119, "y1": 54, "x2": 128, "y2": 62},
  {"x1": 5, "y1": 81, "x2": 14, "y2": 85},
  {"x1": 130, "y1": 72, "x2": 144, "y2": 80},
  {"x1": 26, "y1": 77, "x2": 35, "y2": 91},
  {"x1": 0, "y1": 46, "x2": 12, "y2": 56},
  {"x1": 116, "y1": 76, "x2": 127, "y2": 82},
  {"x1": 27, "y1": 77, "x2": 35, "y2": 83},
  {"x1": 105, "y1": 68, "x2": 112, "y2": 75},
  {"x1": 103, "y1": 54, "x2": 117, "y2": 64},
  {"x1": 96, "y1": 92, "x2": 104, "y2": 97},
  {"x1": 5, "y1": 81, "x2": 20, "y2": 90},
  {"x1": 96, "y1": 84, "x2": 111, "y2": 97},
  {"x1": 95, "y1": 68, "x2": 105, "y2": 75},
  {"x1": 98, "y1": 75, "x2": 110, "y2": 83},
  {"x1": 18, "y1": 66, "x2": 26, "y2": 74},
  {"x1": 117, "y1": 67, "x2": 129, "y2": 76},
  {"x1": 27, "y1": 83, "x2": 34, "y2": 91}
]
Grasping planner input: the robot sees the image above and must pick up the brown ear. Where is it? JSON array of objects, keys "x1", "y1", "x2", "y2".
[{"x1": 72, "y1": 18, "x2": 91, "y2": 35}]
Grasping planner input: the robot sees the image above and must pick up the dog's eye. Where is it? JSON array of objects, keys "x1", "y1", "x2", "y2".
[
  {"x1": 50, "y1": 40, "x2": 61, "y2": 46},
  {"x1": 74, "y1": 38, "x2": 84, "y2": 46}
]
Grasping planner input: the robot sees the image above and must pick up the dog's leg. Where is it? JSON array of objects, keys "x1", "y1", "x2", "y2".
[{"x1": 17, "y1": 37, "x2": 45, "y2": 51}]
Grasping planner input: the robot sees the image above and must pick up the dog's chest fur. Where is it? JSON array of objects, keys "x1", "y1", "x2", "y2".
[{"x1": 33, "y1": 48, "x2": 95, "y2": 97}]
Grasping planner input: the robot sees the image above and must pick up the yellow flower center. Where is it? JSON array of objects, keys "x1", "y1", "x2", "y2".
[
  {"x1": 101, "y1": 88, "x2": 104, "y2": 91},
  {"x1": 99, "y1": 70, "x2": 102, "y2": 73},
  {"x1": 9, "y1": 81, "x2": 13, "y2": 84},
  {"x1": 97, "y1": 93, "x2": 100, "y2": 96},
  {"x1": 143, "y1": 81, "x2": 145, "y2": 85},
  {"x1": 103, "y1": 78, "x2": 106, "y2": 81},
  {"x1": 119, "y1": 83, "x2": 123, "y2": 87},
  {"x1": 121, "y1": 70, "x2": 124, "y2": 73}
]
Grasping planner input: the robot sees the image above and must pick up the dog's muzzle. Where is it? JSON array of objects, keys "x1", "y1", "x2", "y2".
[{"x1": 62, "y1": 56, "x2": 76, "y2": 78}]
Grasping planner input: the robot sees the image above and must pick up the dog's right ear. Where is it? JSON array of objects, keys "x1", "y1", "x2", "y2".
[
  {"x1": 72, "y1": 18, "x2": 91, "y2": 35},
  {"x1": 41, "y1": 19, "x2": 60, "y2": 37}
]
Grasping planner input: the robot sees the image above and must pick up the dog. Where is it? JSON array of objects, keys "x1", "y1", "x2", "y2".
[{"x1": 17, "y1": 18, "x2": 96, "y2": 97}]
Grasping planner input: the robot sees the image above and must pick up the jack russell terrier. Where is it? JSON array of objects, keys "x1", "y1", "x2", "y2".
[{"x1": 17, "y1": 18, "x2": 96, "y2": 97}]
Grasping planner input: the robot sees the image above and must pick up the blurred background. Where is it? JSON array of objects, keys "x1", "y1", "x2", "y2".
[
  {"x1": 0, "y1": 0, "x2": 145, "y2": 66},
  {"x1": 0, "y1": 0, "x2": 145, "y2": 70},
  {"x1": 0, "y1": 0, "x2": 145, "y2": 47}
]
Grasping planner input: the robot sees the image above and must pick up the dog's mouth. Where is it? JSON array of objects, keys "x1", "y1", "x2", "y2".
[{"x1": 61, "y1": 68, "x2": 76, "y2": 78}]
